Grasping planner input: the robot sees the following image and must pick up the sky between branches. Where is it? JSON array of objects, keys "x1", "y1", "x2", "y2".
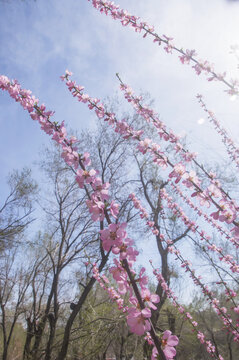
[
  {"x1": 1, "y1": 0, "x2": 239, "y2": 301},
  {"x1": 1, "y1": 0, "x2": 239, "y2": 178}
]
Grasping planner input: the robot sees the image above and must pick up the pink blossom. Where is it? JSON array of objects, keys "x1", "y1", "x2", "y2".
[
  {"x1": 234, "y1": 306, "x2": 239, "y2": 314},
  {"x1": 137, "y1": 267, "x2": 149, "y2": 289},
  {"x1": 179, "y1": 49, "x2": 196, "y2": 64},
  {"x1": 182, "y1": 170, "x2": 200, "y2": 189},
  {"x1": 169, "y1": 163, "x2": 186, "y2": 184},
  {"x1": 92, "y1": 177, "x2": 110, "y2": 201},
  {"x1": 141, "y1": 289, "x2": 160, "y2": 310},
  {"x1": 207, "y1": 184, "x2": 221, "y2": 198},
  {"x1": 61, "y1": 145, "x2": 79, "y2": 169},
  {"x1": 109, "y1": 259, "x2": 127, "y2": 283},
  {"x1": 161, "y1": 330, "x2": 179, "y2": 359},
  {"x1": 100, "y1": 223, "x2": 127, "y2": 252},
  {"x1": 118, "y1": 243, "x2": 139, "y2": 264},
  {"x1": 151, "y1": 330, "x2": 178, "y2": 359},
  {"x1": 127, "y1": 307, "x2": 151, "y2": 335},
  {"x1": 81, "y1": 152, "x2": 91, "y2": 167},
  {"x1": 137, "y1": 138, "x2": 152, "y2": 154},
  {"x1": 219, "y1": 209, "x2": 236, "y2": 224},
  {"x1": 110, "y1": 200, "x2": 119, "y2": 218},
  {"x1": 86, "y1": 195, "x2": 105, "y2": 221},
  {"x1": 76, "y1": 168, "x2": 97, "y2": 188}
]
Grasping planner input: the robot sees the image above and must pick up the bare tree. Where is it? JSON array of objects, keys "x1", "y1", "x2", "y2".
[
  {"x1": 0, "y1": 247, "x2": 41, "y2": 360},
  {"x1": 0, "y1": 168, "x2": 37, "y2": 251}
]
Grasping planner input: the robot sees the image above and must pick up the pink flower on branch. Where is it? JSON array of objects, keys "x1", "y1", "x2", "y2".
[
  {"x1": 62, "y1": 72, "x2": 239, "y2": 242},
  {"x1": 197, "y1": 95, "x2": 239, "y2": 168},
  {"x1": 162, "y1": 330, "x2": 179, "y2": 359},
  {"x1": 0, "y1": 73, "x2": 172, "y2": 360},
  {"x1": 61, "y1": 145, "x2": 79, "y2": 169},
  {"x1": 86, "y1": 195, "x2": 105, "y2": 221},
  {"x1": 141, "y1": 288, "x2": 160, "y2": 310},
  {"x1": 4, "y1": 68, "x2": 239, "y2": 359},
  {"x1": 160, "y1": 188, "x2": 239, "y2": 276},
  {"x1": 127, "y1": 307, "x2": 151, "y2": 336},
  {"x1": 87, "y1": 0, "x2": 238, "y2": 96},
  {"x1": 151, "y1": 331, "x2": 178, "y2": 360},
  {"x1": 169, "y1": 163, "x2": 186, "y2": 184},
  {"x1": 92, "y1": 177, "x2": 110, "y2": 201},
  {"x1": 152, "y1": 268, "x2": 225, "y2": 359},
  {"x1": 117, "y1": 76, "x2": 239, "y2": 228},
  {"x1": 133, "y1": 198, "x2": 239, "y2": 339},
  {"x1": 100, "y1": 222, "x2": 127, "y2": 251},
  {"x1": 76, "y1": 168, "x2": 97, "y2": 188}
]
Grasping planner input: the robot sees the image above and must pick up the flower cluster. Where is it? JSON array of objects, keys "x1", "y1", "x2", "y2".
[
  {"x1": 92, "y1": 264, "x2": 126, "y2": 311},
  {"x1": 152, "y1": 330, "x2": 179, "y2": 360}
]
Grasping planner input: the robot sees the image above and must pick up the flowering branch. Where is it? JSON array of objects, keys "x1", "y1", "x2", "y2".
[{"x1": 88, "y1": 0, "x2": 239, "y2": 96}]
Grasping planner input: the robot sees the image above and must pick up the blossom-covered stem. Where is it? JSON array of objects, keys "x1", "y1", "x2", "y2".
[
  {"x1": 197, "y1": 94, "x2": 239, "y2": 167},
  {"x1": 0, "y1": 75, "x2": 175, "y2": 357},
  {"x1": 129, "y1": 193, "x2": 239, "y2": 337},
  {"x1": 0, "y1": 75, "x2": 122, "y2": 227},
  {"x1": 122, "y1": 259, "x2": 167, "y2": 360},
  {"x1": 160, "y1": 187, "x2": 239, "y2": 275},
  {"x1": 171, "y1": 183, "x2": 237, "y2": 245},
  {"x1": 88, "y1": 0, "x2": 239, "y2": 96},
  {"x1": 92, "y1": 264, "x2": 128, "y2": 312},
  {"x1": 0, "y1": 75, "x2": 130, "y2": 360},
  {"x1": 152, "y1": 267, "x2": 224, "y2": 360},
  {"x1": 116, "y1": 73, "x2": 235, "y2": 205},
  {"x1": 165, "y1": 239, "x2": 239, "y2": 337},
  {"x1": 99, "y1": 223, "x2": 174, "y2": 358},
  {"x1": 61, "y1": 74, "x2": 239, "y2": 234},
  {"x1": 60, "y1": 72, "x2": 239, "y2": 338},
  {"x1": 188, "y1": 236, "x2": 238, "y2": 307}
]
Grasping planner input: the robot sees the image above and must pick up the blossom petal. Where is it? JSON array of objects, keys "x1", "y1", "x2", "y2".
[
  {"x1": 167, "y1": 335, "x2": 179, "y2": 346},
  {"x1": 164, "y1": 345, "x2": 176, "y2": 358},
  {"x1": 142, "y1": 308, "x2": 151, "y2": 318}
]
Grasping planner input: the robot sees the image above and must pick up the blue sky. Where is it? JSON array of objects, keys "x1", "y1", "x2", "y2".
[
  {"x1": 1, "y1": 0, "x2": 239, "y2": 167},
  {"x1": 1, "y1": 0, "x2": 239, "y2": 296},
  {"x1": 1, "y1": 0, "x2": 239, "y2": 181}
]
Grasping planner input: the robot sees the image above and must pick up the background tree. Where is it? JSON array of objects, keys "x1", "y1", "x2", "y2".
[{"x1": 0, "y1": 168, "x2": 37, "y2": 252}]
